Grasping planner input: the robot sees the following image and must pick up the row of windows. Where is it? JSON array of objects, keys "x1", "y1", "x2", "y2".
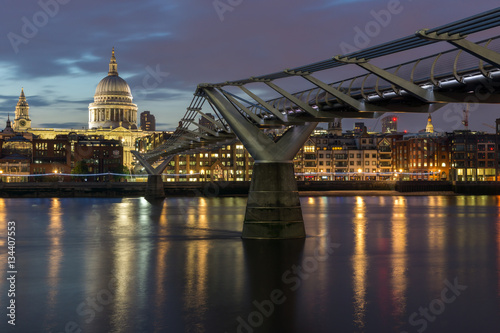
[{"x1": 297, "y1": 153, "x2": 382, "y2": 159}]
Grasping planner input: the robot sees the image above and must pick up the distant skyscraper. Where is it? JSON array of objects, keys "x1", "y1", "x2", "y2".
[
  {"x1": 354, "y1": 122, "x2": 365, "y2": 134},
  {"x1": 381, "y1": 116, "x2": 398, "y2": 133},
  {"x1": 140, "y1": 111, "x2": 156, "y2": 131}
]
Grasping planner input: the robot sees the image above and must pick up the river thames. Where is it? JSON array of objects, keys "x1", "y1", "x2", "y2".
[{"x1": 1, "y1": 195, "x2": 500, "y2": 332}]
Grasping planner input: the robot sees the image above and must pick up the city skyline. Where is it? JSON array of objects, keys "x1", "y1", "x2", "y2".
[{"x1": 1, "y1": 0, "x2": 500, "y2": 132}]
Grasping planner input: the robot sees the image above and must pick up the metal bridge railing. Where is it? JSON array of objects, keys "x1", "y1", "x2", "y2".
[{"x1": 244, "y1": 35, "x2": 500, "y2": 116}]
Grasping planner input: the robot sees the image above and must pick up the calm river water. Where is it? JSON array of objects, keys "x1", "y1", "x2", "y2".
[{"x1": 1, "y1": 195, "x2": 500, "y2": 333}]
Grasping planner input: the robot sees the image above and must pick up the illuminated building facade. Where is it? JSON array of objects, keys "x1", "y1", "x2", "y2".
[
  {"x1": 32, "y1": 136, "x2": 72, "y2": 176},
  {"x1": 163, "y1": 143, "x2": 253, "y2": 181},
  {"x1": 293, "y1": 133, "x2": 393, "y2": 181},
  {"x1": 31, "y1": 134, "x2": 123, "y2": 181},
  {"x1": 450, "y1": 131, "x2": 498, "y2": 181},
  {"x1": 73, "y1": 136, "x2": 123, "y2": 178},
  {"x1": 0, "y1": 117, "x2": 33, "y2": 182},
  {"x1": 392, "y1": 133, "x2": 450, "y2": 180}
]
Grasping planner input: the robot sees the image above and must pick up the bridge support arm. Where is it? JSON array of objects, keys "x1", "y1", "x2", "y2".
[
  {"x1": 417, "y1": 29, "x2": 500, "y2": 69},
  {"x1": 203, "y1": 87, "x2": 317, "y2": 239},
  {"x1": 238, "y1": 86, "x2": 288, "y2": 122},
  {"x1": 334, "y1": 56, "x2": 434, "y2": 102},
  {"x1": 183, "y1": 119, "x2": 220, "y2": 137},
  {"x1": 131, "y1": 150, "x2": 157, "y2": 175},
  {"x1": 259, "y1": 80, "x2": 320, "y2": 117},
  {"x1": 290, "y1": 71, "x2": 390, "y2": 112},
  {"x1": 221, "y1": 90, "x2": 264, "y2": 125}
]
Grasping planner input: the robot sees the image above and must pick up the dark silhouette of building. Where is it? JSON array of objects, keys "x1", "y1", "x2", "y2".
[
  {"x1": 353, "y1": 122, "x2": 365, "y2": 134},
  {"x1": 140, "y1": 111, "x2": 156, "y2": 131},
  {"x1": 382, "y1": 116, "x2": 398, "y2": 133},
  {"x1": 199, "y1": 113, "x2": 216, "y2": 131}
]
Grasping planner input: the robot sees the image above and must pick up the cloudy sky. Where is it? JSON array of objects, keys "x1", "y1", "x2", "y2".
[{"x1": 1, "y1": 0, "x2": 499, "y2": 132}]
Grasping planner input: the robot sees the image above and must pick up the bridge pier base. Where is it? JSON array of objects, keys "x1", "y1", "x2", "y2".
[
  {"x1": 145, "y1": 175, "x2": 165, "y2": 199},
  {"x1": 242, "y1": 162, "x2": 305, "y2": 239}
]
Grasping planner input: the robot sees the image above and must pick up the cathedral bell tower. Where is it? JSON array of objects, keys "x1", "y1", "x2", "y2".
[{"x1": 13, "y1": 88, "x2": 31, "y2": 131}]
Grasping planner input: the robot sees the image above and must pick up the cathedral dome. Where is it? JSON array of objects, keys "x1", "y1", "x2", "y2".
[
  {"x1": 95, "y1": 75, "x2": 132, "y2": 98},
  {"x1": 88, "y1": 48, "x2": 138, "y2": 130}
]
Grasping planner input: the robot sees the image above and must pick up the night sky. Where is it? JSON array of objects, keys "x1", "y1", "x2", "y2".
[{"x1": 1, "y1": 0, "x2": 499, "y2": 132}]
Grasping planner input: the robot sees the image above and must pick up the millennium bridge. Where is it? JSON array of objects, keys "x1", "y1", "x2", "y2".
[{"x1": 134, "y1": 8, "x2": 500, "y2": 239}]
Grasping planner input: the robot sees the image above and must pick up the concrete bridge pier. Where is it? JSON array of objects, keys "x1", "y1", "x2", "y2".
[
  {"x1": 132, "y1": 152, "x2": 172, "y2": 200},
  {"x1": 203, "y1": 87, "x2": 317, "y2": 239},
  {"x1": 243, "y1": 161, "x2": 304, "y2": 238},
  {"x1": 145, "y1": 174, "x2": 165, "y2": 199}
]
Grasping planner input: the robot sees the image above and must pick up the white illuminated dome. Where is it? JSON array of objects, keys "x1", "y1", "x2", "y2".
[{"x1": 88, "y1": 48, "x2": 138, "y2": 129}]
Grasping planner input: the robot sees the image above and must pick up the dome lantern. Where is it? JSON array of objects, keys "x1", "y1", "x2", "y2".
[{"x1": 108, "y1": 47, "x2": 118, "y2": 76}]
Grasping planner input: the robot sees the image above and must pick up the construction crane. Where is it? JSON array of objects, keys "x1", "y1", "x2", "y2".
[
  {"x1": 482, "y1": 123, "x2": 495, "y2": 131},
  {"x1": 462, "y1": 104, "x2": 469, "y2": 130}
]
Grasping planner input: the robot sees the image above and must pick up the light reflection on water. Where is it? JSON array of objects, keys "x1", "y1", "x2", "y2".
[
  {"x1": 390, "y1": 197, "x2": 407, "y2": 322},
  {"x1": 45, "y1": 199, "x2": 64, "y2": 326},
  {"x1": 0, "y1": 196, "x2": 500, "y2": 332},
  {"x1": 352, "y1": 196, "x2": 368, "y2": 331}
]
